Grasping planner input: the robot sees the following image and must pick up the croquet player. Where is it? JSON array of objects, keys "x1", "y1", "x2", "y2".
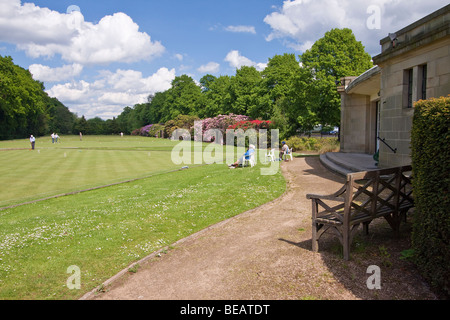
[{"x1": 30, "y1": 135, "x2": 36, "y2": 150}]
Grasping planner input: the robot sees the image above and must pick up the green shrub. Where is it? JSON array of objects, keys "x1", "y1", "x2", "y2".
[
  {"x1": 163, "y1": 114, "x2": 199, "y2": 138},
  {"x1": 148, "y1": 124, "x2": 165, "y2": 138},
  {"x1": 411, "y1": 95, "x2": 450, "y2": 298},
  {"x1": 285, "y1": 136, "x2": 339, "y2": 153}
]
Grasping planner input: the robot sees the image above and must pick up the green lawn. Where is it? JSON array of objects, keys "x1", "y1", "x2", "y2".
[
  {"x1": 0, "y1": 135, "x2": 285, "y2": 299},
  {"x1": 0, "y1": 135, "x2": 205, "y2": 208},
  {"x1": 0, "y1": 134, "x2": 177, "y2": 150}
]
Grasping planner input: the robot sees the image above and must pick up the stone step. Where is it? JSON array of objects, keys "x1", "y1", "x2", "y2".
[
  {"x1": 320, "y1": 152, "x2": 379, "y2": 176},
  {"x1": 319, "y1": 154, "x2": 352, "y2": 176}
]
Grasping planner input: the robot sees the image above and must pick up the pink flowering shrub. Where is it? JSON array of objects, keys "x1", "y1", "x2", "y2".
[
  {"x1": 196, "y1": 114, "x2": 274, "y2": 146},
  {"x1": 131, "y1": 124, "x2": 153, "y2": 136},
  {"x1": 133, "y1": 114, "x2": 274, "y2": 145},
  {"x1": 199, "y1": 114, "x2": 251, "y2": 142},
  {"x1": 228, "y1": 119, "x2": 274, "y2": 147}
]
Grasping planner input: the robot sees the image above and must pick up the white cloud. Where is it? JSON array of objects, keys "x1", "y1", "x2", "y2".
[
  {"x1": 264, "y1": 0, "x2": 449, "y2": 55},
  {"x1": 283, "y1": 40, "x2": 314, "y2": 52},
  {"x1": 264, "y1": 0, "x2": 361, "y2": 51},
  {"x1": 0, "y1": 0, "x2": 73, "y2": 46},
  {"x1": 179, "y1": 64, "x2": 192, "y2": 72},
  {"x1": 225, "y1": 50, "x2": 253, "y2": 69},
  {"x1": 224, "y1": 50, "x2": 267, "y2": 71},
  {"x1": 99, "y1": 92, "x2": 138, "y2": 105},
  {"x1": 197, "y1": 62, "x2": 220, "y2": 74},
  {"x1": 142, "y1": 68, "x2": 178, "y2": 93},
  {"x1": 47, "y1": 67, "x2": 176, "y2": 119},
  {"x1": 255, "y1": 62, "x2": 268, "y2": 72},
  {"x1": 225, "y1": 25, "x2": 256, "y2": 34},
  {"x1": 174, "y1": 53, "x2": 184, "y2": 61},
  {"x1": 0, "y1": 1, "x2": 165, "y2": 65},
  {"x1": 47, "y1": 80, "x2": 91, "y2": 103},
  {"x1": 29, "y1": 63, "x2": 83, "y2": 82}
]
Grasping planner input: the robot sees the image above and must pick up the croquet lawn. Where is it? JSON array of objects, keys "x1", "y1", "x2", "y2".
[{"x1": 0, "y1": 135, "x2": 285, "y2": 299}]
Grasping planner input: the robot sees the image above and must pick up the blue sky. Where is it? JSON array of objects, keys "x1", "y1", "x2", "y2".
[{"x1": 0, "y1": 0, "x2": 448, "y2": 119}]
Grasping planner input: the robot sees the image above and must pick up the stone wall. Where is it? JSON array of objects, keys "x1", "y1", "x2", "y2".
[
  {"x1": 376, "y1": 38, "x2": 450, "y2": 167},
  {"x1": 339, "y1": 93, "x2": 377, "y2": 154},
  {"x1": 373, "y1": 5, "x2": 450, "y2": 167}
]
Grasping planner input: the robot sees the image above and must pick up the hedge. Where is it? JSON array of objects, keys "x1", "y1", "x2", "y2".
[{"x1": 410, "y1": 96, "x2": 450, "y2": 298}]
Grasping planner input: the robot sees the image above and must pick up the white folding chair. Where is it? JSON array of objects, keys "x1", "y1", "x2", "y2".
[
  {"x1": 283, "y1": 149, "x2": 293, "y2": 161},
  {"x1": 242, "y1": 153, "x2": 256, "y2": 167},
  {"x1": 265, "y1": 148, "x2": 275, "y2": 163}
]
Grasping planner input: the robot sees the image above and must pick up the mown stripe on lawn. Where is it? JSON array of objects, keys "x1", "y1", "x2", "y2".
[{"x1": 0, "y1": 165, "x2": 206, "y2": 211}]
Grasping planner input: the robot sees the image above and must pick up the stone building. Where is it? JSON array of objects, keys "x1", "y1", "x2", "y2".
[{"x1": 337, "y1": 4, "x2": 450, "y2": 168}]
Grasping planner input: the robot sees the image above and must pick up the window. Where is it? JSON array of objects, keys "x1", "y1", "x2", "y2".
[
  {"x1": 420, "y1": 64, "x2": 427, "y2": 100},
  {"x1": 403, "y1": 65, "x2": 427, "y2": 108},
  {"x1": 406, "y1": 68, "x2": 413, "y2": 108}
]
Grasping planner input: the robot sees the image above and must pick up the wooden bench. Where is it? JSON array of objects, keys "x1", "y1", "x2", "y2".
[{"x1": 306, "y1": 165, "x2": 414, "y2": 260}]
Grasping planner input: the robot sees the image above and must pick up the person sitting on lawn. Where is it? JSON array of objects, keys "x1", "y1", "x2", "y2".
[{"x1": 229, "y1": 144, "x2": 256, "y2": 168}]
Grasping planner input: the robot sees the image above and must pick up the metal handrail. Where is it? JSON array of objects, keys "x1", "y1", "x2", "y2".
[{"x1": 377, "y1": 136, "x2": 397, "y2": 153}]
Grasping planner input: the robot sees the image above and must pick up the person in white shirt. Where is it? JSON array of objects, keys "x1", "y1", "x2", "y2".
[
  {"x1": 279, "y1": 141, "x2": 290, "y2": 161},
  {"x1": 30, "y1": 135, "x2": 36, "y2": 150}
]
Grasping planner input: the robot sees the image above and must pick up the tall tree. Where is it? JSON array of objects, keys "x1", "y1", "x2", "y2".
[
  {"x1": 104, "y1": 117, "x2": 120, "y2": 134},
  {"x1": 46, "y1": 96, "x2": 76, "y2": 134},
  {"x1": 230, "y1": 66, "x2": 265, "y2": 118},
  {"x1": 73, "y1": 115, "x2": 87, "y2": 134},
  {"x1": 300, "y1": 28, "x2": 373, "y2": 127},
  {"x1": 0, "y1": 55, "x2": 49, "y2": 139},
  {"x1": 199, "y1": 74, "x2": 233, "y2": 118},
  {"x1": 262, "y1": 53, "x2": 303, "y2": 137},
  {"x1": 85, "y1": 117, "x2": 106, "y2": 135},
  {"x1": 116, "y1": 106, "x2": 133, "y2": 133},
  {"x1": 277, "y1": 66, "x2": 316, "y2": 138},
  {"x1": 161, "y1": 75, "x2": 202, "y2": 122},
  {"x1": 145, "y1": 91, "x2": 167, "y2": 124},
  {"x1": 262, "y1": 53, "x2": 301, "y2": 104}
]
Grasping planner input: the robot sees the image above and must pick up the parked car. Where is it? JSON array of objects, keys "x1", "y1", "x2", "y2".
[{"x1": 321, "y1": 127, "x2": 339, "y2": 135}]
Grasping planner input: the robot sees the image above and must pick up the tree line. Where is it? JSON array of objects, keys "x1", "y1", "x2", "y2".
[
  {"x1": 116, "y1": 28, "x2": 373, "y2": 139},
  {"x1": 0, "y1": 55, "x2": 125, "y2": 139},
  {"x1": 0, "y1": 28, "x2": 373, "y2": 140},
  {"x1": 0, "y1": 56, "x2": 75, "y2": 140}
]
